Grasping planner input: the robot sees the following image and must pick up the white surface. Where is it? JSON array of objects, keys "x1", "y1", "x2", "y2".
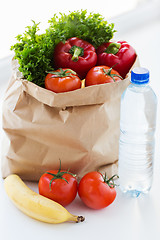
[{"x1": 1, "y1": 5, "x2": 160, "y2": 240}]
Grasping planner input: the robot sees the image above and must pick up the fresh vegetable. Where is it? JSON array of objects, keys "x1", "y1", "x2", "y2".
[
  {"x1": 4, "y1": 174, "x2": 84, "y2": 223},
  {"x1": 10, "y1": 21, "x2": 52, "y2": 87},
  {"x1": 53, "y1": 37, "x2": 97, "y2": 79},
  {"x1": 45, "y1": 68, "x2": 81, "y2": 93},
  {"x1": 10, "y1": 10, "x2": 115, "y2": 86},
  {"x1": 85, "y1": 65, "x2": 123, "y2": 87},
  {"x1": 96, "y1": 41, "x2": 137, "y2": 78},
  {"x1": 38, "y1": 162, "x2": 78, "y2": 206},
  {"x1": 78, "y1": 171, "x2": 118, "y2": 210},
  {"x1": 48, "y1": 10, "x2": 115, "y2": 48}
]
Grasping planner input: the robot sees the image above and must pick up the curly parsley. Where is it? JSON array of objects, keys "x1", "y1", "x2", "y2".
[{"x1": 11, "y1": 10, "x2": 115, "y2": 86}]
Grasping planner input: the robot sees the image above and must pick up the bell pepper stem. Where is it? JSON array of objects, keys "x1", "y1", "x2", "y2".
[
  {"x1": 69, "y1": 45, "x2": 84, "y2": 62},
  {"x1": 105, "y1": 42, "x2": 121, "y2": 55},
  {"x1": 72, "y1": 48, "x2": 81, "y2": 61}
]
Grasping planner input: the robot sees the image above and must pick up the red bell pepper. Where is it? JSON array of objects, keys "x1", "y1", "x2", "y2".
[
  {"x1": 53, "y1": 37, "x2": 97, "y2": 79},
  {"x1": 96, "y1": 41, "x2": 136, "y2": 78}
]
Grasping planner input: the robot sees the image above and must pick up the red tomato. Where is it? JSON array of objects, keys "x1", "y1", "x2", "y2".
[
  {"x1": 85, "y1": 65, "x2": 123, "y2": 87},
  {"x1": 78, "y1": 171, "x2": 118, "y2": 210},
  {"x1": 45, "y1": 68, "x2": 81, "y2": 93},
  {"x1": 38, "y1": 167, "x2": 78, "y2": 206}
]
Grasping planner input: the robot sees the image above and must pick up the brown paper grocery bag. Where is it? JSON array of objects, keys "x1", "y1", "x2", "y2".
[{"x1": 1, "y1": 57, "x2": 139, "y2": 181}]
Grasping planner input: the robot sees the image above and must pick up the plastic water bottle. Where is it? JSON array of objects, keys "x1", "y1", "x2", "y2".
[{"x1": 118, "y1": 67, "x2": 157, "y2": 197}]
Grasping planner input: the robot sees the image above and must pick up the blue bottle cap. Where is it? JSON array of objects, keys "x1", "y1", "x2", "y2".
[{"x1": 131, "y1": 67, "x2": 149, "y2": 84}]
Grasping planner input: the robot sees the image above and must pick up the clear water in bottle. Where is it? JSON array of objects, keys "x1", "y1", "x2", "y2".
[{"x1": 118, "y1": 67, "x2": 157, "y2": 197}]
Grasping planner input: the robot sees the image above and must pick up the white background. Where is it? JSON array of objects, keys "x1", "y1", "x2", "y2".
[
  {"x1": 1, "y1": 1, "x2": 160, "y2": 239},
  {"x1": 0, "y1": 0, "x2": 148, "y2": 58}
]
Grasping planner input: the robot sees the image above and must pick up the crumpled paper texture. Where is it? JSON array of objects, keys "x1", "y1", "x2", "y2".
[{"x1": 1, "y1": 58, "x2": 139, "y2": 181}]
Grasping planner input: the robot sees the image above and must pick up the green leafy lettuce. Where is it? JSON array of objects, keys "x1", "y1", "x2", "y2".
[{"x1": 11, "y1": 10, "x2": 116, "y2": 87}]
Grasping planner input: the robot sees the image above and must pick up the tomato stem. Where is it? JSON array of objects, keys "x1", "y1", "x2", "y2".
[
  {"x1": 46, "y1": 68, "x2": 77, "y2": 78},
  {"x1": 45, "y1": 159, "x2": 76, "y2": 191},
  {"x1": 103, "y1": 66, "x2": 123, "y2": 82},
  {"x1": 103, "y1": 173, "x2": 119, "y2": 188}
]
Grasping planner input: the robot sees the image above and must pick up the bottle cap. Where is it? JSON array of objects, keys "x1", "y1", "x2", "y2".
[{"x1": 131, "y1": 67, "x2": 149, "y2": 84}]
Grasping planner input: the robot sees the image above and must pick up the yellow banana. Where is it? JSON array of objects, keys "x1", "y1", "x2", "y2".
[
  {"x1": 4, "y1": 174, "x2": 85, "y2": 224},
  {"x1": 81, "y1": 79, "x2": 85, "y2": 88}
]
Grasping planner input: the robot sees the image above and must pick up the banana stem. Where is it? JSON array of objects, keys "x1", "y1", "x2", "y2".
[
  {"x1": 69, "y1": 215, "x2": 85, "y2": 223},
  {"x1": 76, "y1": 216, "x2": 85, "y2": 223}
]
